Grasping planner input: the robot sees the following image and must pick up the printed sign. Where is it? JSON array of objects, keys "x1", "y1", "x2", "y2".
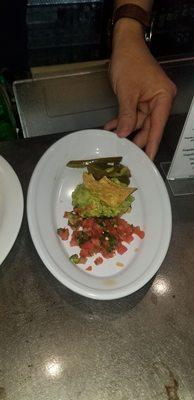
[{"x1": 168, "y1": 96, "x2": 194, "y2": 180}]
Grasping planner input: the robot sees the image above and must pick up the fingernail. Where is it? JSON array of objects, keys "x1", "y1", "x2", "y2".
[
  {"x1": 117, "y1": 132, "x2": 126, "y2": 138},
  {"x1": 147, "y1": 151, "x2": 155, "y2": 160}
]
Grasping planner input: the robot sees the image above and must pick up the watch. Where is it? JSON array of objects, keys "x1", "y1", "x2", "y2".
[{"x1": 108, "y1": 4, "x2": 153, "y2": 44}]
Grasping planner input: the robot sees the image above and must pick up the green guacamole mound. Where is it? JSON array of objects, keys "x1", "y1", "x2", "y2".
[{"x1": 72, "y1": 183, "x2": 134, "y2": 218}]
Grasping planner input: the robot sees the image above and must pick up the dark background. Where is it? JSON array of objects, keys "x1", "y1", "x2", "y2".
[{"x1": 1, "y1": 0, "x2": 194, "y2": 80}]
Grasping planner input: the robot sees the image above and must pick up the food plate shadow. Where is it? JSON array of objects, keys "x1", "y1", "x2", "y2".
[{"x1": 40, "y1": 263, "x2": 155, "y2": 319}]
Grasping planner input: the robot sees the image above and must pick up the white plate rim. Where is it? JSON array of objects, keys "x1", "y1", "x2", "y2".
[
  {"x1": 0, "y1": 156, "x2": 24, "y2": 265},
  {"x1": 27, "y1": 130, "x2": 172, "y2": 300}
]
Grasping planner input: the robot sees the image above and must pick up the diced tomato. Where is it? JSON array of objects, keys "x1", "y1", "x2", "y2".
[
  {"x1": 80, "y1": 241, "x2": 95, "y2": 257},
  {"x1": 82, "y1": 218, "x2": 95, "y2": 230},
  {"x1": 92, "y1": 224, "x2": 103, "y2": 236},
  {"x1": 105, "y1": 223, "x2": 118, "y2": 237},
  {"x1": 117, "y1": 218, "x2": 129, "y2": 229},
  {"x1": 119, "y1": 223, "x2": 133, "y2": 236},
  {"x1": 70, "y1": 232, "x2": 78, "y2": 246},
  {"x1": 86, "y1": 266, "x2": 93, "y2": 271},
  {"x1": 133, "y1": 226, "x2": 145, "y2": 239},
  {"x1": 82, "y1": 219, "x2": 103, "y2": 239},
  {"x1": 102, "y1": 239, "x2": 109, "y2": 251},
  {"x1": 124, "y1": 234, "x2": 134, "y2": 244},
  {"x1": 101, "y1": 249, "x2": 115, "y2": 259},
  {"x1": 80, "y1": 248, "x2": 88, "y2": 258},
  {"x1": 116, "y1": 243, "x2": 128, "y2": 255},
  {"x1": 79, "y1": 256, "x2": 87, "y2": 264},
  {"x1": 57, "y1": 228, "x2": 69, "y2": 241},
  {"x1": 91, "y1": 238, "x2": 100, "y2": 249},
  {"x1": 94, "y1": 256, "x2": 103, "y2": 265}
]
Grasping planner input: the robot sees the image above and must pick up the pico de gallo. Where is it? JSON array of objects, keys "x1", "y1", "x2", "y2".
[{"x1": 57, "y1": 210, "x2": 145, "y2": 265}]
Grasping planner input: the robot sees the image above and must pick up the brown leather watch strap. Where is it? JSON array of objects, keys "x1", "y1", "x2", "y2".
[{"x1": 112, "y1": 4, "x2": 150, "y2": 28}]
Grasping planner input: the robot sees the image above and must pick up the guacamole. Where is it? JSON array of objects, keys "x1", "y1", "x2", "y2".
[{"x1": 72, "y1": 183, "x2": 134, "y2": 218}]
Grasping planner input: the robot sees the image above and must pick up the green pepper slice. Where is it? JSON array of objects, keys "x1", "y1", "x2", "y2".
[{"x1": 66, "y1": 156, "x2": 122, "y2": 168}]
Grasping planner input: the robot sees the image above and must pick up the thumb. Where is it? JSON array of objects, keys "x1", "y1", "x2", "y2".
[{"x1": 116, "y1": 94, "x2": 138, "y2": 138}]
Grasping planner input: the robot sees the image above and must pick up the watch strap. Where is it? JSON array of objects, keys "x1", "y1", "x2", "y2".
[{"x1": 112, "y1": 4, "x2": 150, "y2": 29}]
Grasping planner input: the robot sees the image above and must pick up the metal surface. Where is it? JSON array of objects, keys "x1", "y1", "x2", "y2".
[
  {"x1": 13, "y1": 59, "x2": 194, "y2": 138},
  {"x1": 0, "y1": 115, "x2": 194, "y2": 400},
  {"x1": 13, "y1": 67, "x2": 117, "y2": 138}
]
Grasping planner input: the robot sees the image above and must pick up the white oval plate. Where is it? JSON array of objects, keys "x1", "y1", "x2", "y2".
[
  {"x1": 0, "y1": 156, "x2": 24, "y2": 265},
  {"x1": 27, "y1": 130, "x2": 172, "y2": 300}
]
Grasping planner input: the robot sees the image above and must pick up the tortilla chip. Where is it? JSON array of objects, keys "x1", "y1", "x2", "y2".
[{"x1": 83, "y1": 173, "x2": 136, "y2": 207}]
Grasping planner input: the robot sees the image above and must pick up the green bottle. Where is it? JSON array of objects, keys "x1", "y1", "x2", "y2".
[{"x1": 0, "y1": 78, "x2": 17, "y2": 141}]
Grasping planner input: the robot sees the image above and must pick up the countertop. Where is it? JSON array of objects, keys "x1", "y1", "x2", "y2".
[{"x1": 0, "y1": 116, "x2": 194, "y2": 400}]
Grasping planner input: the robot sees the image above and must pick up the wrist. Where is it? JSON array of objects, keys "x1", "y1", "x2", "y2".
[{"x1": 112, "y1": 18, "x2": 145, "y2": 49}]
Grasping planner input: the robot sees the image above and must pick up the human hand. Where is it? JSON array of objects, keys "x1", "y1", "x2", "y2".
[{"x1": 104, "y1": 19, "x2": 177, "y2": 160}]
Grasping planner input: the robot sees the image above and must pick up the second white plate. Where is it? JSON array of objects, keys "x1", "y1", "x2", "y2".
[{"x1": 0, "y1": 156, "x2": 24, "y2": 265}]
